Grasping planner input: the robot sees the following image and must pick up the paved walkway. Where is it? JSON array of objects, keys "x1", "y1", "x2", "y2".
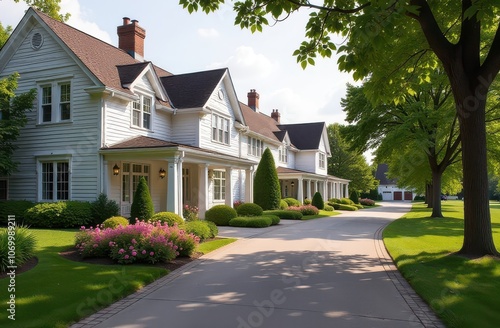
[{"x1": 71, "y1": 202, "x2": 444, "y2": 328}]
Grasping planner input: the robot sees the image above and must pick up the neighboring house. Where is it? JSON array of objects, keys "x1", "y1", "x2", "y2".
[
  {"x1": 0, "y1": 8, "x2": 349, "y2": 218},
  {"x1": 375, "y1": 164, "x2": 414, "y2": 201}
]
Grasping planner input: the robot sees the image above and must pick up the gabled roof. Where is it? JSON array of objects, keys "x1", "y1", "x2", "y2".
[
  {"x1": 375, "y1": 163, "x2": 397, "y2": 185},
  {"x1": 240, "y1": 103, "x2": 282, "y2": 143},
  {"x1": 278, "y1": 122, "x2": 326, "y2": 150},
  {"x1": 117, "y1": 62, "x2": 150, "y2": 86},
  {"x1": 160, "y1": 69, "x2": 227, "y2": 109}
]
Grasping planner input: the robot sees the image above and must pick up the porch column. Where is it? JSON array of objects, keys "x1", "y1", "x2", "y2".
[
  {"x1": 323, "y1": 181, "x2": 327, "y2": 200},
  {"x1": 306, "y1": 180, "x2": 312, "y2": 200},
  {"x1": 198, "y1": 164, "x2": 209, "y2": 219},
  {"x1": 225, "y1": 167, "x2": 234, "y2": 207},
  {"x1": 336, "y1": 182, "x2": 340, "y2": 198},
  {"x1": 245, "y1": 167, "x2": 254, "y2": 203},
  {"x1": 102, "y1": 160, "x2": 109, "y2": 195},
  {"x1": 166, "y1": 156, "x2": 181, "y2": 215},
  {"x1": 297, "y1": 178, "x2": 304, "y2": 202},
  {"x1": 345, "y1": 183, "x2": 349, "y2": 198}
]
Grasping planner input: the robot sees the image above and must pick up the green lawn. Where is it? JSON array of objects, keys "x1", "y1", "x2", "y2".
[
  {"x1": 0, "y1": 229, "x2": 235, "y2": 328},
  {"x1": 384, "y1": 201, "x2": 500, "y2": 328}
]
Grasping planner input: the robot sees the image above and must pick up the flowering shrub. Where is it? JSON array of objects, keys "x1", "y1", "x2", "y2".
[
  {"x1": 75, "y1": 220, "x2": 199, "y2": 264},
  {"x1": 359, "y1": 198, "x2": 375, "y2": 206},
  {"x1": 288, "y1": 205, "x2": 319, "y2": 216},
  {"x1": 183, "y1": 205, "x2": 199, "y2": 221},
  {"x1": 233, "y1": 200, "x2": 244, "y2": 209}
]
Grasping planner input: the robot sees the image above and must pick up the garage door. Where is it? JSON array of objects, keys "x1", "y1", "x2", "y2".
[
  {"x1": 382, "y1": 191, "x2": 393, "y2": 200},
  {"x1": 404, "y1": 191, "x2": 413, "y2": 200},
  {"x1": 394, "y1": 191, "x2": 403, "y2": 200}
]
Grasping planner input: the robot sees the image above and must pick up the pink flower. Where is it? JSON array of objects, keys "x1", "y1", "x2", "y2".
[
  {"x1": 132, "y1": 251, "x2": 137, "y2": 256},
  {"x1": 150, "y1": 252, "x2": 155, "y2": 256},
  {"x1": 93, "y1": 244, "x2": 98, "y2": 248},
  {"x1": 118, "y1": 248, "x2": 125, "y2": 254},
  {"x1": 124, "y1": 255, "x2": 129, "y2": 259},
  {"x1": 142, "y1": 250, "x2": 146, "y2": 255},
  {"x1": 131, "y1": 238, "x2": 137, "y2": 244},
  {"x1": 129, "y1": 245, "x2": 134, "y2": 250}
]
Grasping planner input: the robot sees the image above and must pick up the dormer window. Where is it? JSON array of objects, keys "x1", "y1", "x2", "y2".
[
  {"x1": 319, "y1": 153, "x2": 326, "y2": 169},
  {"x1": 212, "y1": 114, "x2": 229, "y2": 145},
  {"x1": 132, "y1": 94, "x2": 152, "y2": 130},
  {"x1": 279, "y1": 145, "x2": 288, "y2": 163}
]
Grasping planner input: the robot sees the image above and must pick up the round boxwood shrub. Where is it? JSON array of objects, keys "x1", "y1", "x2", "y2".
[
  {"x1": 102, "y1": 216, "x2": 129, "y2": 229},
  {"x1": 324, "y1": 205, "x2": 334, "y2": 212},
  {"x1": 304, "y1": 198, "x2": 312, "y2": 205},
  {"x1": 91, "y1": 193, "x2": 120, "y2": 225},
  {"x1": 205, "y1": 205, "x2": 237, "y2": 226},
  {"x1": 184, "y1": 220, "x2": 212, "y2": 241},
  {"x1": 263, "y1": 210, "x2": 303, "y2": 220},
  {"x1": 264, "y1": 214, "x2": 280, "y2": 225},
  {"x1": 130, "y1": 177, "x2": 154, "y2": 221},
  {"x1": 349, "y1": 190, "x2": 360, "y2": 204},
  {"x1": 328, "y1": 198, "x2": 341, "y2": 204},
  {"x1": 340, "y1": 198, "x2": 355, "y2": 205},
  {"x1": 280, "y1": 199, "x2": 288, "y2": 210},
  {"x1": 24, "y1": 201, "x2": 92, "y2": 228},
  {"x1": 311, "y1": 192, "x2": 324, "y2": 210},
  {"x1": 236, "y1": 203, "x2": 263, "y2": 217},
  {"x1": 283, "y1": 198, "x2": 300, "y2": 207},
  {"x1": 229, "y1": 216, "x2": 272, "y2": 228},
  {"x1": 338, "y1": 204, "x2": 358, "y2": 211},
  {"x1": 150, "y1": 212, "x2": 184, "y2": 226}
]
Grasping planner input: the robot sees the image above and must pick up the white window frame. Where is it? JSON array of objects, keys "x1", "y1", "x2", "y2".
[
  {"x1": 131, "y1": 94, "x2": 153, "y2": 130},
  {"x1": 37, "y1": 158, "x2": 71, "y2": 201},
  {"x1": 213, "y1": 170, "x2": 226, "y2": 201},
  {"x1": 212, "y1": 114, "x2": 230, "y2": 145},
  {"x1": 279, "y1": 145, "x2": 288, "y2": 163},
  {"x1": 319, "y1": 152, "x2": 326, "y2": 169},
  {"x1": 247, "y1": 137, "x2": 263, "y2": 157},
  {"x1": 38, "y1": 80, "x2": 72, "y2": 124}
]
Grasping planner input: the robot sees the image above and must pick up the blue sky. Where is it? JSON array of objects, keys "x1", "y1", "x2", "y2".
[{"x1": 1, "y1": 0, "x2": 356, "y2": 126}]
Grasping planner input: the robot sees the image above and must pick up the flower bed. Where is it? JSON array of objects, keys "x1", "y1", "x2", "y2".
[{"x1": 75, "y1": 220, "x2": 200, "y2": 264}]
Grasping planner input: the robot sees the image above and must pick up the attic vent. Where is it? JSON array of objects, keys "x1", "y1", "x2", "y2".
[{"x1": 31, "y1": 32, "x2": 43, "y2": 50}]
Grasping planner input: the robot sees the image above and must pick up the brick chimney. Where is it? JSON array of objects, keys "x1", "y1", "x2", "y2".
[
  {"x1": 271, "y1": 109, "x2": 281, "y2": 123},
  {"x1": 117, "y1": 17, "x2": 146, "y2": 61},
  {"x1": 247, "y1": 89, "x2": 260, "y2": 112}
]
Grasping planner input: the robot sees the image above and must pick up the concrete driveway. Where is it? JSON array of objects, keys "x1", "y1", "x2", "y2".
[{"x1": 72, "y1": 202, "x2": 444, "y2": 328}]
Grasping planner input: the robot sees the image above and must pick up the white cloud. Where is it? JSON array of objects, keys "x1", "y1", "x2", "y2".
[{"x1": 197, "y1": 28, "x2": 219, "y2": 38}]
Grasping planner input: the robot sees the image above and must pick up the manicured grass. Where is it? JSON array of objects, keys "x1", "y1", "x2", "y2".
[
  {"x1": 302, "y1": 210, "x2": 340, "y2": 220},
  {"x1": 0, "y1": 229, "x2": 235, "y2": 328},
  {"x1": 384, "y1": 201, "x2": 500, "y2": 328}
]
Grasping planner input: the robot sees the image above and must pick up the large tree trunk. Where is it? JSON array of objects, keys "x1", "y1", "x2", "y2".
[
  {"x1": 426, "y1": 183, "x2": 434, "y2": 208},
  {"x1": 456, "y1": 89, "x2": 498, "y2": 257},
  {"x1": 431, "y1": 171, "x2": 443, "y2": 217}
]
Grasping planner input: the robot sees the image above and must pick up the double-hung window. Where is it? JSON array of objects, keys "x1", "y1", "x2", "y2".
[
  {"x1": 40, "y1": 161, "x2": 69, "y2": 201},
  {"x1": 212, "y1": 114, "x2": 229, "y2": 145},
  {"x1": 213, "y1": 170, "x2": 226, "y2": 201},
  {"x1": 279, "y1": 145, "x2": 288, "y2": 163},
  {"x1": 247, "y1": 137, "x2": 263, "y2": 157},
  {"x1": 319, "y1": 153, "x2": 326, "y2": 169},
  {"x1": 39, "y1": 81, "x2": 71, "y2": 123},
  {"x1": 132, "y1": 95, "x2": 152, "y2": 130}
]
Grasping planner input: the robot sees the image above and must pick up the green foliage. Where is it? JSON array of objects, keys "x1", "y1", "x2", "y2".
[
  {"x1": 338, "y1": 204, "x2": 358, "y2": 211},
  {"x1": 311, "y1": 192, "x2": 324, "y2": 209},
  {"x1": 288, "y1": 205, "x2": 320, "y2": 216},
  {"x1": 328, "y1": 198, "x2": 341, "y2": 204},
  {"x1": 15, "y1": 0, "x2": 70, "y2": 22},
  {"x1": 90, "y1": 193, "x2": 120, "y2": 225},
  {"x1": 24, "y1": 201, "x2": 92, "y2": 228},
  {"x1": 0, "y1": 73, "x2": 37, "y2": 176},
  {"x1": 324, "y1": 205, "x2": 334, "y2": 212},
  {"x1": 101, "y1": 216, "x2": 129, "y2": 229},
  {"x1": 205, "y1": 220, "x2": 218, "y2": 238},
  {"x1": 0, "y1": 200, "x2": 35, "y2": 225},
  {"x1": 0, "y1": 225, "x2": 36, "y2": 272},
  {"x1": 354, "y1": 204, "x2": 364, "y2": 209},
  {"x1": 340, "y1": 198, "x2": 355, "y2": 205},
  {"x1": 280, "y1": 199, "x2": 289, "y2": 209},
  {"x1": 349, "y1": 190, "x2": 360, "y2": 204},
  {"x1": 303, "y1": 198, "x2": 311, "y2": 205},
  {"x1": 130, "y1": 177, "x2": 154, "y2": 221},
  {"x1": 0, "y1": 22, "x2": 12, "y2": 48},
  {"x1": 329, "y1": 202, "x2": 341, "y2": 210},
  {"x1": 283, "y1": 197, "x2": 300, "y2": 207},
  {"x1": 184, "y1": 220, "x2": 212, "y2": 241},
  {"x1": 236, "y1": 202, "x2": 263, "y2": 217},
  {"x1": 205, "y1": 205, "x2": 237, "y2": 226},
  {"x1": 253, "y1": 148, "x2": 281, "y2": 210},
  {"x1": 265, "y1": 214, "x2": 280, "y2": 225},
  {"x1": 228, "y1": 216, "x2": 272, "y2": 228},
  {"x1": 263, "y1": 210, "x2": 303, "y2": 220},
  {"x1": 150, "y1": 212, "x2": 184, "y2": 226}
]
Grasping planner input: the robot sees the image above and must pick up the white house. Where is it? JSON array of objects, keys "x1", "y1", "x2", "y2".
[
  {"x1": 375, "y1": 164, "x2": 413, "y2": 201},
  {"x1": 0, "y1": 8, "x2": 350, "y2": 218}
]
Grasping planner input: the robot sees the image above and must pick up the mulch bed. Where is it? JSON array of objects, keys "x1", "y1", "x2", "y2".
[{"x1": 0, "y1": 250, "x2": 203, "y2": 279}]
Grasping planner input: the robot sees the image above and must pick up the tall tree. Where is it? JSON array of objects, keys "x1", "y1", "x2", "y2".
[
  {"x1": 0, "y1": 23, "x2": 12, "y2": 48},
  {"x1": 254, "y1": 148, "x2": 281, "y2": 210},
  {"x1": 342, "y1": 80, "x2": 462, "y2": 217},
  {"x1": 180, "y1": 1, "x2": 500, "y2": 257},
  {"x1": 13, "y1": 0, "x2": 70, "y2": 22},
  {"x1": 0, "y1": 74, "x2": 37, "y2": 176},
  {"x1": 327, "y1": 123, "x2": 376, "y2": 193}
]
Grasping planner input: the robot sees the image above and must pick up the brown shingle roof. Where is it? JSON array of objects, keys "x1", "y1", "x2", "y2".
[
  {"x1": 240, "y1": 103, "x2": 282, "y2": 142},
  {"x1": 104, "y1": 136, "x2": 181, "y2": 149},
  {"x1": 36, "y1": 9, "x2": 173, "y2": 94}
]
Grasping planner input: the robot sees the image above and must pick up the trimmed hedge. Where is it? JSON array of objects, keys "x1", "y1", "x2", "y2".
[
  {"x1": 354, "y1": 204, "x2": 364, "y2": 209},
  {"x1": 349, "y1": 190, "x2": 360, "y2": 205},
  {"x1": 265, "y1": 214, "x2": 280, "y2": 225},
  {"x1": 280, "y1": 199, "x2": 288, "y2": 210},
  {"x1": 150, "y1": 212, "x2": 184, "y2": 226},
  {"x1": 90, "y1": 193, "x2": 119, "y2": 225},
  {"x1": 205, "y1": 220, "x2": 219, "y2": 238},
  {"x1": 283, "y1": 198, "x2": 300, "y2": 207},
  {"x1": 0, "y1": 200, "x2": 35, "y2": 225},
  {"x1": 328, "y1": 198, "x2": 341, "y2": 204},
  {"x1": 359, "y1": 198, "x2": 376, "y2": 206},
  {"x1": 312, "y1": 192, "x2": 324, "y2": 210},
  {"x1": 324, "y1": 205, "x2": 334, "y2": 212},
  {"x1": 229, "y1": 216, "x2": 272, "y2": 228},
  {"x1": 184, "y1": 220, "x2": 213, "y2": 241},
  {"x1": 205, "y1": 205, "x2": 237, "y2": 226},
  {"x1": 338, "y1": 204, "x2": 358, "y2": 211},
  {"x1": 24, "y1": 201, "x2": 92, "y2": 228},
  {"x1": 236, "y1": 203, "x2": 263, "y2": 217},
  {"x1": 263, "y1": 210, "x2": 303, "y2": 220},
  {"x1": 102, "y1": 216, "x2": 129, "y2": 229},
  {"x1": 340, "y1": 198, "x2": 355, "y2": 205},
  {"x1": 303, "y1": 198, "x2": 312, "y2": 205}
]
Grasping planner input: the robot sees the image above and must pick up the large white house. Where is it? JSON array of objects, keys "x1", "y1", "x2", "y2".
[{"x1": 0, "y1": 8, "x2": 350, "y2": 218}]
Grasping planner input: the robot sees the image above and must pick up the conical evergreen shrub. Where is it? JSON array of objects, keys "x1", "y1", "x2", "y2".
[
  {"x1": 130, "y1": 177, "x2": 154, "y2": 221},
  {"x1": 349, "y1": 190, "x2": 360, "y2": 204},
  {"x1": 312, "y1": 191, "x2": 324, "y2": 210},
  {"x1": 253, "y1": 148, "x2": 281, "y2": 210}
]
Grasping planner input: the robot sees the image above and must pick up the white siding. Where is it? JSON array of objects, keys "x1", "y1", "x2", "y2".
[
  {"x1": 1, "y1": 26, "x2": 100, "y2": 201},
  {"x1": 295, "y1": 151, "x2": 317, "y2": 173},
  {"x1": 171, "y1": 113, "x2": 199, "y2": 146}
]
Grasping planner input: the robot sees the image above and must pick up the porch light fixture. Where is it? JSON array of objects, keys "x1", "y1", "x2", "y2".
[
  {"x1": 159, "y1": 168, "x2": 166, "y2": 179},
  {"x1": 291, "y1": 181, "x2": 295, "y2": 187},
  {"x1": 112, "y1": 164, "x2": 120, "y2": 176}
]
